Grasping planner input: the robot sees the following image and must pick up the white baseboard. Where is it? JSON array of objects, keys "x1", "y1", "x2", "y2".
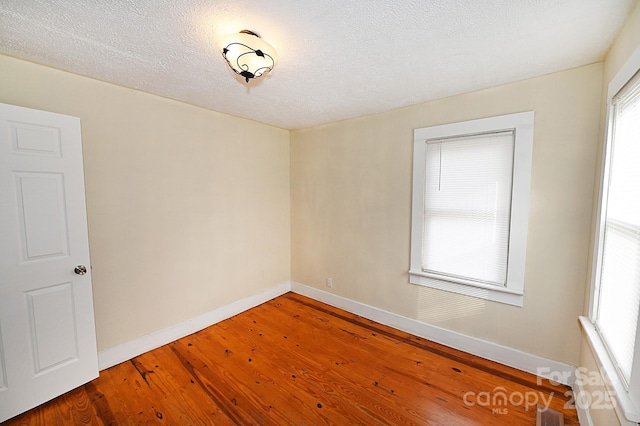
[
  {"x1": 97, "y1": 282, "x2": 291, "y2": 370},
  {"x1": 99, "y1": 280, "x2": 575, "y2": 388},
  {"x1": 290, "y1": 281, "x2": 575, "y2": 386}
]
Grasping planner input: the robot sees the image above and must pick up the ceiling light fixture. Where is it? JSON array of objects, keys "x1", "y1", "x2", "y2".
[{"x1": 221, "y1": 30, "x2": 277, "y2": 83}]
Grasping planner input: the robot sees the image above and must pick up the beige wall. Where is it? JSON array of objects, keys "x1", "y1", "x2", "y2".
[
  {"x1": 291, "y1": 63, "x2": 603, "y2": 366},
  {"x1": 0, "y1": 55, "x2": 291, "y2": 351},
  {"x1": 578, "y1": 2, "x2": 640, "y2": 425}
]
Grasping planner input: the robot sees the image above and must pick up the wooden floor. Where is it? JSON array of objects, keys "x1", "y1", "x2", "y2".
[{"x1": 4, "y1": 292, "x2": 579, "y2": 425}]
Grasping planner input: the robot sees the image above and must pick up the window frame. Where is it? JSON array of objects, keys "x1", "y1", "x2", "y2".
[
  {"x1": 409, "y1": 112, "x2": 534, "y2": 307},
  {"x1": 581, "y1": 42, "x2": 640, "y2": 425}
]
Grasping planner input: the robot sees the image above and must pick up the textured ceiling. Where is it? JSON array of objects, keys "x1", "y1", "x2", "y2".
[{"x1": 0, "y1": 0, "x2": 636, "y2": 129}]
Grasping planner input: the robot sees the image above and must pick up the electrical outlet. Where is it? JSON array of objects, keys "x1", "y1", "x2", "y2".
[{"x1": 326, "y1": 278, "x2": 333, "y2": 288}]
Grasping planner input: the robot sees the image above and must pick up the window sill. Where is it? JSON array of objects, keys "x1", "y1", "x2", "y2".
[
  {"x1": 409, "y1": 270, "x2": 524, "y2": 307},
  {"x1": 578, "y1": 316, "x2": 640, "y2": 424}
]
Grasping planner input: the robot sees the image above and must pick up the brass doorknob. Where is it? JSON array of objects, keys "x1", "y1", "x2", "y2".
[{"x1": 74, "y1": 265, "x2": 87, "y2": 275}]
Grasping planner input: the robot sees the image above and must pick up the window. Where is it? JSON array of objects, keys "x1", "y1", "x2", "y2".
[
  {"x1": 595, "y1": 70, "x2": 640, "y2": 387},
  {"x1": 581, "y1": 43, "x2": 640, "y2": 424},
  {"x1": 409, "y1": 112, "x2": 534, "y2": 306}
]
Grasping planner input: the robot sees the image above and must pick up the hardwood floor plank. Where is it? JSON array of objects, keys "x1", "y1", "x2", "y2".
[
  {"x1": 130, "y1": 348, "x2": 237, "y2": 425},
  {"x1": 83, "y1": 382, "x2": 116, "y2": 426},
  {"x1": 6, "y1": 387, "x2": 99, "y2": 426},
  {"x1": 230, "y1": 300, "x2": 449, "y2": 424},
  {"x1": 176, "y1": 331, "x2": 356, "y2": 425},
  {"x1": 248, "y1": 296, "x2": 523, "y2": 425},
  {"x1": 2, "y1": 292, "x2": 579, "y2": 425},
  {"x1": 285, "y1": 293, "x2": 563, "y2": 395},
  {"x1": 282, "y1": 294, "x2": 578, "y2": 420},
  {"x1": 95, "y1": 359, "x2": 175, "y2": 424}
]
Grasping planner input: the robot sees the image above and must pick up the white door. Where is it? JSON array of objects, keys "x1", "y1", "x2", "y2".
[{"x1": 0, "y1": 103, "x2": 98, "y2": 422}]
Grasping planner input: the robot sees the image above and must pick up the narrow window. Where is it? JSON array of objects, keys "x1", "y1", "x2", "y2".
[
  {"x1": 581, "y1": 47, "x2": 640, "y2": 423},
  {"x1": 595, "y1": 70, "x2": 640, "y2": 387}
]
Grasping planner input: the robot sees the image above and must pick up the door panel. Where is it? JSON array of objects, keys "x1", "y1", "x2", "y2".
[
  {"x1": 26, "y1": 282, "x2": 78, "y2": 375},
  {"x1": 15, "y1": 172, "x2": 69, "y2": 261},
  {"x1": 10, "y1": 122, "x2": 62, "y2": 158},
  {"x1": 0, "y1": 103, "x2": 98, "y2": 422}
]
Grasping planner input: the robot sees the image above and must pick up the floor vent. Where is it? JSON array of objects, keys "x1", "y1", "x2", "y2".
[{"x1": 536, "y1": 405, "x2": 564, "y2": 426}]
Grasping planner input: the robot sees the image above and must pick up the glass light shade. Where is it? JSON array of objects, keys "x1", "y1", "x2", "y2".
[{"x1": 221, "y1": 30, "x2": 278, "y2": 83}]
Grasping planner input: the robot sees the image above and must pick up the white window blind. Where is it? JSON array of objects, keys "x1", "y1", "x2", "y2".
[
  {"x1": 596, "y1": 70, "x2": 640, "y2": 386},
  {"x1": 422, "y1": 131, "x2": 514, "y2": 286}
]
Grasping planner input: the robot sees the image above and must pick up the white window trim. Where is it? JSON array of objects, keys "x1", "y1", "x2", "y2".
[
  {"x1": 409, "y1": 112, "x2": 534, "y2": 307},
  {"x1": 579, "y1": 317, "x2": 640, "y2": 425},
  {"x1": 581, "y1": 42, "x2": 640, "y2": 425}
]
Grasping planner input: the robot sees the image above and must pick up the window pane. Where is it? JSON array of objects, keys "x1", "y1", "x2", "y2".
[
  {"x1": 422, "y1": 132, "x2": 514, "y2": 285},
  {"x1": 597, "y1": 72, "x2": 640, "y2": 385}
]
